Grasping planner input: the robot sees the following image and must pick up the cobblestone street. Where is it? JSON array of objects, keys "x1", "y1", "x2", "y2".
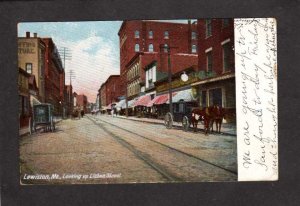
[{"x1": 20, "y1": 114, "x2": 237, "y2": 184}]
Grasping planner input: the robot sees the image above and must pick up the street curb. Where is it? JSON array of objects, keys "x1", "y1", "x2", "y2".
[{"x1": 110, "y1": 115, "x2": 237, "y2": 137}]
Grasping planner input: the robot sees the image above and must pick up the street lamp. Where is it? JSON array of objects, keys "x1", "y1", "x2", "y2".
[{"x1": 181, "y1": 72, "x2": 189, "y2": 82}]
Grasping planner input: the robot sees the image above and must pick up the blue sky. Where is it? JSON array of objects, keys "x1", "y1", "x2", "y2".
[{"x1": 18, "y1": 20, "x2": 190, "y2": 102}]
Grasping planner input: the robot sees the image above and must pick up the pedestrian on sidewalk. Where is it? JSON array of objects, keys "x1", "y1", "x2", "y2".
[{"x1": 111, "y1": 108, "x2": 114, "y2": 117}]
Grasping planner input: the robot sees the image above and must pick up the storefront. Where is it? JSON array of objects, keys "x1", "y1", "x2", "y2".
[{"x1": 191, "y1": 72, "x2": 236, "y2": 122}]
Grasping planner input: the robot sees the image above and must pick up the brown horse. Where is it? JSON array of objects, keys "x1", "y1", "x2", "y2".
[
  {"x1": 210, "y1": 105, "x2": 225, "y2": 133},
  {"x1": 190, "y1": 107, "x2": 212, "y2": 135}
]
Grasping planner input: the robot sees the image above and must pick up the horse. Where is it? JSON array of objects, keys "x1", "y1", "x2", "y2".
[
  {"x1": 210, "y1": 105, "x2": 226, "y2": 133},
  {"x1": 190, "y1": 107, "x2": 212, "y2": 135}
]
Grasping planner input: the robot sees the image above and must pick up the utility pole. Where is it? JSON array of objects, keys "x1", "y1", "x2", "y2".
[{"x1": 59, "y1": 47, "x2": 73, "y2": 117}]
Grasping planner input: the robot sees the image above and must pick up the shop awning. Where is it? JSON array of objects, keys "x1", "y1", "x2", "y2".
[
  {"x1": 147, "y1": 93, "x2": 177, "y2": 107},
  {"x1": 107, "y1": 103, "x2": 116, "y2": 110},
  {"x1": 30, "y1": 95, "x2": 41, "y2": 106},
  {"x1": 166, "y1": 89, "x2": 195, "y2": 103},
  {"x1": 128, "y1": 98, "x2": 138, "y2": 108},
  {"x1": 115, "y1": 99, "x2": 126, "y2": 109},
  {"x1": 134, "y1": 95, "x2": 151, "y2": 107}
]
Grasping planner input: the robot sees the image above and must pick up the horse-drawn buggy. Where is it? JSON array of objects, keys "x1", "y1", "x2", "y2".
[
  {"x1": 30, "y1": 103, "x2": 55, "y2": 133},
  {"x1": 164, "y1": 100, "x2": 198, "y2": 130},
  {"x1": 164, "y1": 102, "x2": 235, "y2": 135}
]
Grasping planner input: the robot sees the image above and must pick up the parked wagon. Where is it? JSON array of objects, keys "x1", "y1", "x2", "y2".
[
  {"x1": 164, "y1": 100, "x2": 199, "y2": 131},
  {"x1": 31, "y1": 103, "x2": 55, "y2": 133}
]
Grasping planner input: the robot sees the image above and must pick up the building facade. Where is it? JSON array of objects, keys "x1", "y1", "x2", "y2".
[
  {"x1": 18, "y1": 32, "x2": 46, "y2": 102},
  {"x1": 118, "y1": 20, "x2": 198, "y2": 97},
  {"x1": 65, "y1": 85, "x2": 73, "y2": 116},
  {"x1": 192, "y1": 18, "x2": 235, "y2": 121},
  {"x1": 42, "y1": 38, "x2": 65, "y2": 116},
  {"x1": 98, "y1": 75, "x2": 122, "y2": 107},
  {"x1": 18, "y1": 68, "x2": 30, "y2": 128},
  {"x1": 76, "y1": 94, "x2": 88, "y2": 113}
]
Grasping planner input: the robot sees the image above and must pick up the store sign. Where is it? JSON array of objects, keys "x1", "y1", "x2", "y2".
[
  {"x1": 156, "y1": 74, "x2": 198, "y2": 93},
  {"x1": 18, "y1": 41, "x2": 36, "y2": 54}
]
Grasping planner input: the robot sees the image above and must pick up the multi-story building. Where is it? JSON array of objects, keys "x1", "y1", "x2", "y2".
[
  {"x1": 65, "y1": 85, "x2": 73, "y2": 116},
  {"x1": 76, "y1": 94, "x2": 88, "y2": 113},
  {"x1": 118, "y1": 20, "x2": 198, "y2": 97},
  {"x1": 42, "y1": 38, "x2": 65, "y2": 116},
  {"x1": 99, "y1": 75, "x2": 122, "y2": 107},
  {"x1": 99, "y1": 84, "x2": 106, "y2": 108},
  {"x1": 18, "y1": 32, "x2": 46, "y2": 102},
  {"x1": 192, "y1": 18, "x2": 235, "y2": 121}
]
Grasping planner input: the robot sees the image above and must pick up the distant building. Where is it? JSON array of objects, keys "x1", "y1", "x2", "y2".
[
  {"x1": 65, "y1": 85, "x2": 73, "y2": 116},
  {"x1": 18, "y1": 32, "x2": 46, "y2": 102},
  {"x1": 98, "y1": 75, "x2": 122, "y2": 107},
  {"x1": 76, "y1": 94, "x2": 88, "y2": 113}
]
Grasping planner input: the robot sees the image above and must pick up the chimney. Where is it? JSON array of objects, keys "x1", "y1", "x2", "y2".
[
  {"x1": 33, "y1": 33, "x2": 37, "y2": 38},
  {"x1": 26, "y1": 32, "x2": 30, "y2": 38}
]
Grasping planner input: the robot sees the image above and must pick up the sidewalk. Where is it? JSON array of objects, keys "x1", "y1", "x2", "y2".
[
  {"x1": 19, "y1": 117, "x2": 63, "y2": 137},
  {"x1": 95, "y1": 114, "x2": 237, "y2": 136}
]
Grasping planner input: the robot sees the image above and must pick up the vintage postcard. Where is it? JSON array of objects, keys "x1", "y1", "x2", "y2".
[{"x1": 17, "y1": 18, "x2": 277, "y2": 184}]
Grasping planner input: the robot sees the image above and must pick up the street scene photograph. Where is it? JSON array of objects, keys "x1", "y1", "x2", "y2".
[{"x1": 18, "y1": 19, "x2": 237, "y2": 184}]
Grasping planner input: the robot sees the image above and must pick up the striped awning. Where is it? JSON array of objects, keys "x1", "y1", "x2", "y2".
[
  {"x1": 134, "y1": 95, "x2": 151, "y2": 107},
  {"x1": 147, "y1": 92, "x2": 177, "y2": 107}
]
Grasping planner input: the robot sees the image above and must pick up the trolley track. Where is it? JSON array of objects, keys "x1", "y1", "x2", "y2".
[
  {"x1": 87, "y1": 115, "x2": 237, "y2": 177},
  {"x1": 87, "y1": 116, "x2": 181, "y2": 182}
]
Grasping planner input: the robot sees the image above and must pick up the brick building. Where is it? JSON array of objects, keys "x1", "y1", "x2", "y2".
[
  {"x1": 65, "y1": 85, "x2": 73, "y2": 116},
  {"x1": 98, "y1": 75, "x2": 122, "y2": 107},
  {"x1": 118, "y1": 20, "x2": 198, "y2": 97},
  {"x1": 191, "y1": 18, "x2": 235, "y2": 121},
  {"x1": 42, "y1": 38, "x2": 65, "y2": 116},
  {"x1": 76, "y1": 94, "x2": 88, "y2": 113}
]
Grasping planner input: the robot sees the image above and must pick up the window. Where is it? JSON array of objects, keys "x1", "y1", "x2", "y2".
[
  {"x1": 134, "y1": 30, "x2": 139, "y2": 38},
  {"x1": 148, "y1": 44, "x2": 154, "y2": 52},
  {"x1": 206, "y1": 51, "x2": 212, "y2": 72},
  {"x1": 205, "y1": 19, "x2": 212, "y2": 38},
  {"x1": 191, "y1": 44, "x2": 197, "y2": 53},
  {"x1": 25, "y1": 63, "x2": 32, "y2": 74},
  {"x1": 149, "y1": 30, "x2": 153, "y2": 39},
  {"x1": 164, "y1": 31, "x2": 169, "y2": 39},
  {"x1": 164, "y1": 44, "x2": 168, "y2": 53},
  {"x1": 135, "y1": 44, "x2": 140, "y2": 52},
  {"x1": 191, "y1": 31, "x2": 197, "y2": 40},
  {"x1": 209, "y1": 88, "x2": 222, "y2": 107},
  {"x1": 201, "y1": 90, "x2": 207, "y2": 108},
  {"x1": 222, "y1": 19, "x2": 230, "y2": 28},
  {"x1": 223, "y1": 42, "x2": 231, "y2": 71}
]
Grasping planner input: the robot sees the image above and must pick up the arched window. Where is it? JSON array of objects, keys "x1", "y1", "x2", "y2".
[
  {"x1": 135, "y1": 44, "x2": 140, "y2": 52},
  {"x1": 149, "y1": 30, "x2": 153, "y2": 38},
  {"x1": 134, "y1": 30, "x2": 139, "y2": 38},
  {"x1": 148, "y1": 44, "x2": 154, "y2": 52},
  {"x1": 192, "y1": 44, "x2": 197, "y2": 53}
]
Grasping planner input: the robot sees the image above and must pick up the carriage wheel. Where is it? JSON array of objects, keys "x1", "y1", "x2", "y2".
[
  {"x1": 182, "y1": 116, "x2": 190, "y2": 131},
  {"x1": 164, "y1": 112, "x2": 173, "y2": 129},
  {"x1": 50, "y1": 118, "x2": 55, "y2": 132}
]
